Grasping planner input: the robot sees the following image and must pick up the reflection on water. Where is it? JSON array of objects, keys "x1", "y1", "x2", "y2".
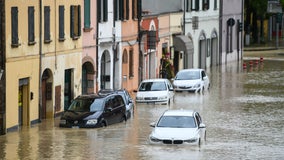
[{"x1": 0, "y1": 60, "x2": 283, "y2": 160}]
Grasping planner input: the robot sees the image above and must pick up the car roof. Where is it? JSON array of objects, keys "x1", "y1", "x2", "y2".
[
  {"x1": 76, "y1": 93, "x2": 121, "y2": 100},
  {"x1": 162, "y1": 109, "x2": 195, "y2": 117},
  {"x1": 141, "y1": 78, "x2": 169, "y2": 83},
  {"x1": 178, "y1": 68, "x2": 203, "y2": 72}
]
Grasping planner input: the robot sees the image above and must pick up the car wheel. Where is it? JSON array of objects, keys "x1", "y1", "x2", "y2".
[{"x1": 100, "y1": 121, "x2": 107, "y2": 127}]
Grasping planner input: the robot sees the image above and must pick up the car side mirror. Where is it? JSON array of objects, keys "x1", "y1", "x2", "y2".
[
  {"x1": 105, "y1": 107, "x2": 112, "y2": 112},
  {"x1": 199, "y1": 123, "x2": 206, "y2": 128},
  {"x1": 150, "y1": 122, "x2": 156, "y2": 127}
]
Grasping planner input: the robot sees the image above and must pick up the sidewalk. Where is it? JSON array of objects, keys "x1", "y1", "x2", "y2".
[{"x1": 243, "y1": 46, "x2": 284, "y2": 61}]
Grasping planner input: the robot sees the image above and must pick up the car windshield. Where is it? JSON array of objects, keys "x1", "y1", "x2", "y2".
[
  {"x1": 138, "y1": 82, "x2": 167, "y2": 91},
  {"x1": 67, "y1": 98, "x2": 104, "y2": 112},
  {"x1": 157, "y1": 116, "x2": 196, "y2": 128},
  {"x1": 67, "y1": 98, "x2": 94, "y2": 112},
  {"x1": 175, "y1": 71, "x2": 200, "y2": 80}
]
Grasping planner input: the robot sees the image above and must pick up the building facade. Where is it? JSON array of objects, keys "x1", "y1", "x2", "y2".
[
  {"x1": 2, "y1": 0, "x2": 83, "y2": 134},
  {"x1": 220, "y1": 0, "x2": 244, "y2": 64}
]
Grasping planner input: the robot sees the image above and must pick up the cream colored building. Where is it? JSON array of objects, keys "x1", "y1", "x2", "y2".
[{"x1": 4, "y1": 0, "x2": 82, "y2": 132}]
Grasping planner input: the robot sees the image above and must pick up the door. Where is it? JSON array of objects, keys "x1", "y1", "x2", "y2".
[
  {"x1": 103, "y1": 97, "x2": 115, "y2": 125},
  {"x1": 64, "y1": 69, "x2": 73, "y2": 111}
]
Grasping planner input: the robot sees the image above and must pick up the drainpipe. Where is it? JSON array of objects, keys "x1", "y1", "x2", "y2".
[
  {"x1": 38, "y1": 0, "x2": 43, "y2": 121},
  {"x1": 219, "y1": 0, "x2": 223, "y2": 65},
  {"x1": 0, "y1": 0, "x2": 6, "y2": 135}
]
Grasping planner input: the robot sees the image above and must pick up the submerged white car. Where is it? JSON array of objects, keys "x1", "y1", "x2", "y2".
[
  {"x1": 172, "y1": 68, "x2": 210, "y2": 93},
  {"x1": 149, "y1": 109, "x2": 206, "y2": 146},
  {"x1": 135, "y1": 79, "x2": 174, "y2": 105}
]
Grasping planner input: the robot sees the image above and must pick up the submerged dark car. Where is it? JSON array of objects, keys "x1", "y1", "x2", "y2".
[
  {"x1": 59, "y1": 93, "x2": 127, "y2": 128},
  {"x1": 98, "y1": 89, "x2": 134, "y2": 119}
]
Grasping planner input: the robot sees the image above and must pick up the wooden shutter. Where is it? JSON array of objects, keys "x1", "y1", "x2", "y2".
[
  {"x1": 120, "y1": 0, "x2": 124, "y2": 20},
  {"x1": 59, "y1": 5, "x2": 65, "y2": 40},
  {"x1": 28, "y1": 7, "x2": 35, "y2": 43},
  {"x1": 44, "y1": 6, "x2": 51, "y2": 42},
  {"x1": 11, "y1": 7, "x2": 18, "y2": 45},
  {"x1": 97, "y1": 0, "x2": 101, "y2": 22},
  {"x1": 126, "y1": 0, "x2": 129, "y2": 20},
  {"x1": 78, "y1": 5, "x2": 81, "y2": 36},
  {"x1": 70, "y1": 5, "x2": 74, "y2": 38},
  {"x1": 103, "y1": 0, "x2": 108, "y2": 22},
  {"x1": 84, "y1": 0, "x2": 91, "y2": 28}
]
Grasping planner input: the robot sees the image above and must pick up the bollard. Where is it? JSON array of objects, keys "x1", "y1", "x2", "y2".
[
  {"x1": 249, "y1": 60, "x2": 253, "y2": 67},
  {"x1": 255, "y1": 60, "x2": 259, "y2": 65},
  {"x1": 260, "y1": 57, "x2": 264, "y2": 63},
  {"x1": 243, "y1": 62, "x2": 247, "y2": 69}
]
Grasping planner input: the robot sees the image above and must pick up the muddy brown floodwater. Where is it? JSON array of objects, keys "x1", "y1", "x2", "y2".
[{"x1": 0, "y1": 60, "x2": 283, "y2": 160}]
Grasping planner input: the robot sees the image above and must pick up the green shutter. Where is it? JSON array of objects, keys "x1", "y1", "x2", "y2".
[{"x1": 84, "y1": 0, "x2": 90, "y2": 28}]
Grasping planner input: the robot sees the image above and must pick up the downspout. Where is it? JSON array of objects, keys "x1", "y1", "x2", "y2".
[
  {"x1": 38, "y1": 0, "x2": 43, "y2": 121},
  {"x1": 95, "y1": 3, "x2": 99, "y2": 93},
  {"x1": 112, "y1": 2, "x2": 116, "y2": 90},
  {"x1": 219, "y1": 0, "x2": 223, "y2": 65},
  {"x1": 138, "y1": 0, "x2": 143, "y2": 84},
  {"x1": 0, "y1": 0, "x2": 6, "y2": 135}
]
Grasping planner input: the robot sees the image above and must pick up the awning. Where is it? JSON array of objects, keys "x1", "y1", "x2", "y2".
[{"x1": 173, "y1": 35, "x2": 194, "y2": 55}]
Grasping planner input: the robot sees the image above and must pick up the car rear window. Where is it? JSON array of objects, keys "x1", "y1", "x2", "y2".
[{"x1": 139, "y1": 82, "x2": 167, "y2": 91}]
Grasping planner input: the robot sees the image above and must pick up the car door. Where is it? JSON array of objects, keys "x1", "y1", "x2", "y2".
[
  {"x1": 112, "y1": 95, "x2": 126, "y2": 123},
  {"x1": 103, "y1": 97, "x2": 115, "y2": 125}
]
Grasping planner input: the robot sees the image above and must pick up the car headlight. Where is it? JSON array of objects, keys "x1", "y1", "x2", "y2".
[
  {"x1": 149, "y1": 136, "x2": 161, "y2": 142},
  {"x1": 158, "y1": 96, "x2": 167, "y2": 100},
  {"x1": 193, "y1": 83, "x2": 201, "y2": 88},
  {"x1": 184, "y1": 137, "x2": 198, "y2": 143},
  {"x1": 86, "y1": 119, "x2": 98, "y2": 125},
  {"x1": 60, "y1": 119, "x2": 66, "y2": 124}
]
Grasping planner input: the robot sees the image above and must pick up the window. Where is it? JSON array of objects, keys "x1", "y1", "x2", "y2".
[
  {"x1": 207, "y1": 39, "x2": 210, "y2": 57},
  {"x1": 123, "y1": 0, "x2": 129, "y2": 20},
  {"x1": 59, "y1": 5, "x2": 65, "y2": 41},
  {"x1": 129, "y1": 49, "x2": 134, "y2": 77},
  {"x1": 70, "y1": 5, "x2": 81, "y2": 39},
  {"x1": 97, "y1": 0, "x2": 108, "y2": 22},
  {"x1": 202, "y1": 0, "x2": 209, "y2": 11},
  {"x1": 214, "y1": 0, "x2": 217, "y2": 10},
  {"x1": 186, "y1": 0, "x2": 191, "y2": 12},
  {"x1": 28, "y1": 6, "x2": 35, "y2": 45},
  {"x1": 191, "y1": 0, "x2": 200, "y2": 11},
  {"x1": 132, "y1": 0, "x2": 138, "y2": 19},
  {"x1": 44, "y1": 6, "x2": 51, "y2": 43},
  {"x1": 114, "y1": 0, "x2": 122, "y2": 21},
  {"x1": 84, "y1": 0, "x2": 91, "y2": 29},
  {"x1": 11, "y1": 7, "x2": 19, "y2": 47}
]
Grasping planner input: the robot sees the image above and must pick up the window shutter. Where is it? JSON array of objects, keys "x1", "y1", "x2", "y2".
[
  {"x1": 114, "y1": 0, "x2": 118, "y2": 21},
  {"x1": 28, "y1": 7, "x2": 35, "y2": 43},
  {"x1": 120, "y1": 0, "x2": 123, "y2": 20},
  {"x1": 103, "y1": 0, "x2": 108, "y2": 22},
  {"x1": 70, "y1": 5, "x2": 74, "y2": 38},
  {"x1": 78, "y1": 5, "x2": 81, "y2": 36},
  {"x1": 44, "y1": 6, "x2": 51, "y2": 41},
  {"x1": 11, "y1": 7, "x2": 18, "y2": 45},
  {"x1": 126, "y1": 0, "x2": 129, "y2": 20},
  {"x1": 84, "y1": 0, "x2": 90, "y2": 28},
  {"x1": 196, "y1": 0, "x2": 200, "y2": 11},
  {"x1": 97, "y1": 0, "x2": 101, "y2": 22},
  {"x1": 59, "y1": 5, "x2": 65, "y2": 40}
]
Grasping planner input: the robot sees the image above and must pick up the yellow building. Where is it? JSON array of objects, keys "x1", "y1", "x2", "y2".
[{"x1": 3, "y1": 0, "x2": 82, "y2": 133}]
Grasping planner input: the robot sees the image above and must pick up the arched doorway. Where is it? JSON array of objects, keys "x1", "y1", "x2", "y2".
[
  {"x1": 211, "y1": 30, "x2": 219, "y2": 66},
  {"x1": 101, "y1": 50, "x2": 111, "y2": 89},
  {"x1": 82, "y1": 62, "x2": 95, "y2": 94},
  {"x1": 122, "y1": 49, "x2": 128, "y2": 89},
  {"x1": 199, "y1": 32, "x2": 207, "y2": 69},
  {"x1": 41, "y1": 69, "x2": 53, "y2": 119}
]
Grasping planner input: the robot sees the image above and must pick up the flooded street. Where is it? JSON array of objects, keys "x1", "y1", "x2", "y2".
[{"x1": 1, "y1": 60, "x2": 284, "y2": 160}]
